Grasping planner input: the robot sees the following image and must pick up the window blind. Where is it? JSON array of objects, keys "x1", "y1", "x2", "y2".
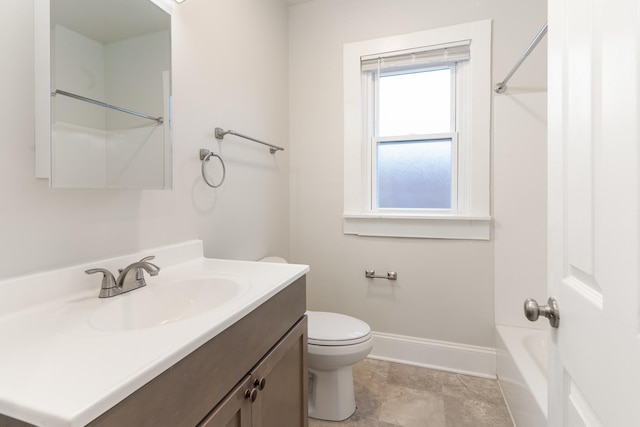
[{"x1": 361, "y1": 41, "x2": 470, "y2": 73}]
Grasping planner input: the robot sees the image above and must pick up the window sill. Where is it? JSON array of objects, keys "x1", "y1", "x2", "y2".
[{"x1": 343, "y1": 213, "x2": 491, "y2": 240}]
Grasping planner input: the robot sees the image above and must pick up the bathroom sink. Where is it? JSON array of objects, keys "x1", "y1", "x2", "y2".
[{"x1": 89, "y1": 276, "x2": 250, "y2": 331}]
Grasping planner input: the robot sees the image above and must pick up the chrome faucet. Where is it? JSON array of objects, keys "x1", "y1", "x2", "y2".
[{"x1": 85, "y1": 256, "x2": 160, "y2": 298}]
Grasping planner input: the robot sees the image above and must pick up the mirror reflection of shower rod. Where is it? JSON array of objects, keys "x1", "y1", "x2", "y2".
[{"x1": 52, "y1": 89, "x2": 163, "y2": 124}]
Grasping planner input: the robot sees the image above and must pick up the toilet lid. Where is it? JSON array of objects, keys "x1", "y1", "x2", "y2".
[{"x1": 307, "y1": 311, "x2": 372, "y2": 346}]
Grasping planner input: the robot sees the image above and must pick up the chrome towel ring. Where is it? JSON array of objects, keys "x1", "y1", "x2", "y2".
[{"x1": 199, "y1": 148, "x2": 226, "y2": 188}]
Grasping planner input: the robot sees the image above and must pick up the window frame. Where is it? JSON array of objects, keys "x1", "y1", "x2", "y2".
[
  {"x1": 369, "y1": 63, "x2": 460, "y2": 213},
  {"x1": 343, "y1": 20, "x2": 492, "y2": 240}
]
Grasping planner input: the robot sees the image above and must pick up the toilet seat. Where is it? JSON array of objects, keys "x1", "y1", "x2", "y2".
[{"x1": 307, "y1": 311, "x2": 372, "y2": 346}]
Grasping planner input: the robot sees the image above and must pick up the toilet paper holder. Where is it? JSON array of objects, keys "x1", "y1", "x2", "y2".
[{"x1": 365, "y1": 270, "x2": 397, "y2": 280}]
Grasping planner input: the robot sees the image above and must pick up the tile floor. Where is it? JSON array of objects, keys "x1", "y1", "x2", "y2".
[{"x1": 309, "y1": 358, "x2": 514, "y2": 427}]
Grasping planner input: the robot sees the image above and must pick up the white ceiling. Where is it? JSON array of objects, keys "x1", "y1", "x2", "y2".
[{"x1": 52, "y1": 0, "x2": 170, "y2": 44}]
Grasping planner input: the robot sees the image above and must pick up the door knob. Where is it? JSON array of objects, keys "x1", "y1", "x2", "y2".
[{"x1": 524, "y1": 297, "x2": 560, "y2": 328}]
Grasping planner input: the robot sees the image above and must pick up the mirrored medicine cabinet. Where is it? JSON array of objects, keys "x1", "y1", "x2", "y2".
[{"x1": 34, "y1": 0, "x2": 173, "y2": 189}]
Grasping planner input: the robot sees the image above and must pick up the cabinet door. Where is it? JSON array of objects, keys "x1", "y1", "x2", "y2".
[
  {"x1": 199, "y1": 376, "x2": 253, "y2": 427},
  {"x1": 251, "y1": 316, "x2": 308, "y2": 427}
]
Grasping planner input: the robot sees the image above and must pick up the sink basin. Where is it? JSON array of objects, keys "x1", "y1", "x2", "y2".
[{"x1": 90, "y1": 276, "x2": 250, "y2": 331}]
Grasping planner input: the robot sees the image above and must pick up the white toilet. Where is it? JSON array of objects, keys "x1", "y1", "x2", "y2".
[
  {"x1": 307, "y1": 310, "x2": 373, "y2": 421},
  {"x1": 258, "y1": 257, "x2": 374, "y2": 421}
]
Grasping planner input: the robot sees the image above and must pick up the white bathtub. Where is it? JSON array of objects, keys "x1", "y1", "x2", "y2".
[{"x1": 496, "y1": 325, "x2": 547, "y2": 427}]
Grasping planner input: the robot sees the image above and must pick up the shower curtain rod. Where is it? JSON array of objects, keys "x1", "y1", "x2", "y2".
[
  {"x1": 52, "y1": 89, "x2": 164, "y2": 124},
  {"x1": 494, "y1": 23, "x2": 548, "y2": 94}
]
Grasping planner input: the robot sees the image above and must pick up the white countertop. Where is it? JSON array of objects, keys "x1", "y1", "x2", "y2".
[{"x1": 0, "y1": 241, "x2": 308, "y2": 427}]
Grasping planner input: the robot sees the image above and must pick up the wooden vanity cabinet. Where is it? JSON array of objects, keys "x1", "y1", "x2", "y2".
[
  {"x1": 200, "y1": 317, "x2": 308, "y2": 427},
  {"x1": 250, "y1": 317, "x2": 308, "y2": 427},
  {"x1": 198, "y1": 376, "x2": 253, "y2": 427}
]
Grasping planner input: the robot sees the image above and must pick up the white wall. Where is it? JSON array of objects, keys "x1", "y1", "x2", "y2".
[
  {"x1": 0, "y1": 0, "x2": 289, "y2": 279},
  {"x1": 104, "y1": 30, "x2": 170, "y2": 188},
  {"x1": 104, "y1": 30, "x2": 169, "y2": 130},
  {"x1": 53, "y1": 25, "x2": 106, "y2": 129},
  {"x1": 494, "y1": 93, "x2": 547, "y2": 329},
  {"x1": 289, "y1": 0, "x2": 547, "y2": 350},
  {"x1": 52, "y1": 25, "x2": 107, "y2": 187},
  {"x1": 51, "y1": 123, "x2": 108, "y2": 186}
]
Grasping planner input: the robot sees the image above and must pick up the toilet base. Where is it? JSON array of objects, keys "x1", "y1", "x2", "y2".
[{"x1": 308, "y1": 366, "x2": 356, "y2": 421}]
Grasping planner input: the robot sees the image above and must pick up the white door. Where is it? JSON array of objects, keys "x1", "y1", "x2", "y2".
[{"x1": 547, "y1": 0, "x2": 640, "y2": 425}]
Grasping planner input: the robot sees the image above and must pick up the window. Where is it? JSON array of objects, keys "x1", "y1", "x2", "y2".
[
  {"x1": 343, "y1": 20, "x2": 492, "y2": 239},
  {"x1": 366, "y1": 47, "x2": 465, "y2": 211}
]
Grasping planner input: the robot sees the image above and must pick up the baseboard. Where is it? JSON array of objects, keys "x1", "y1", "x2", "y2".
[{"x1": 368, "y1": 331, "x2": 497, "y2": 379}]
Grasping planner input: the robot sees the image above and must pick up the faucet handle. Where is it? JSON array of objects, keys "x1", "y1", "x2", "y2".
[
  {"x1": 136, "y1": 256, "x2": 160, "y2": 279},
  {"x1": 116, "y1": 257, "x2": 156, "y2": 274},
  {"x1": 85, "y1": 268, "x2": 118, "y2": 298}
]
